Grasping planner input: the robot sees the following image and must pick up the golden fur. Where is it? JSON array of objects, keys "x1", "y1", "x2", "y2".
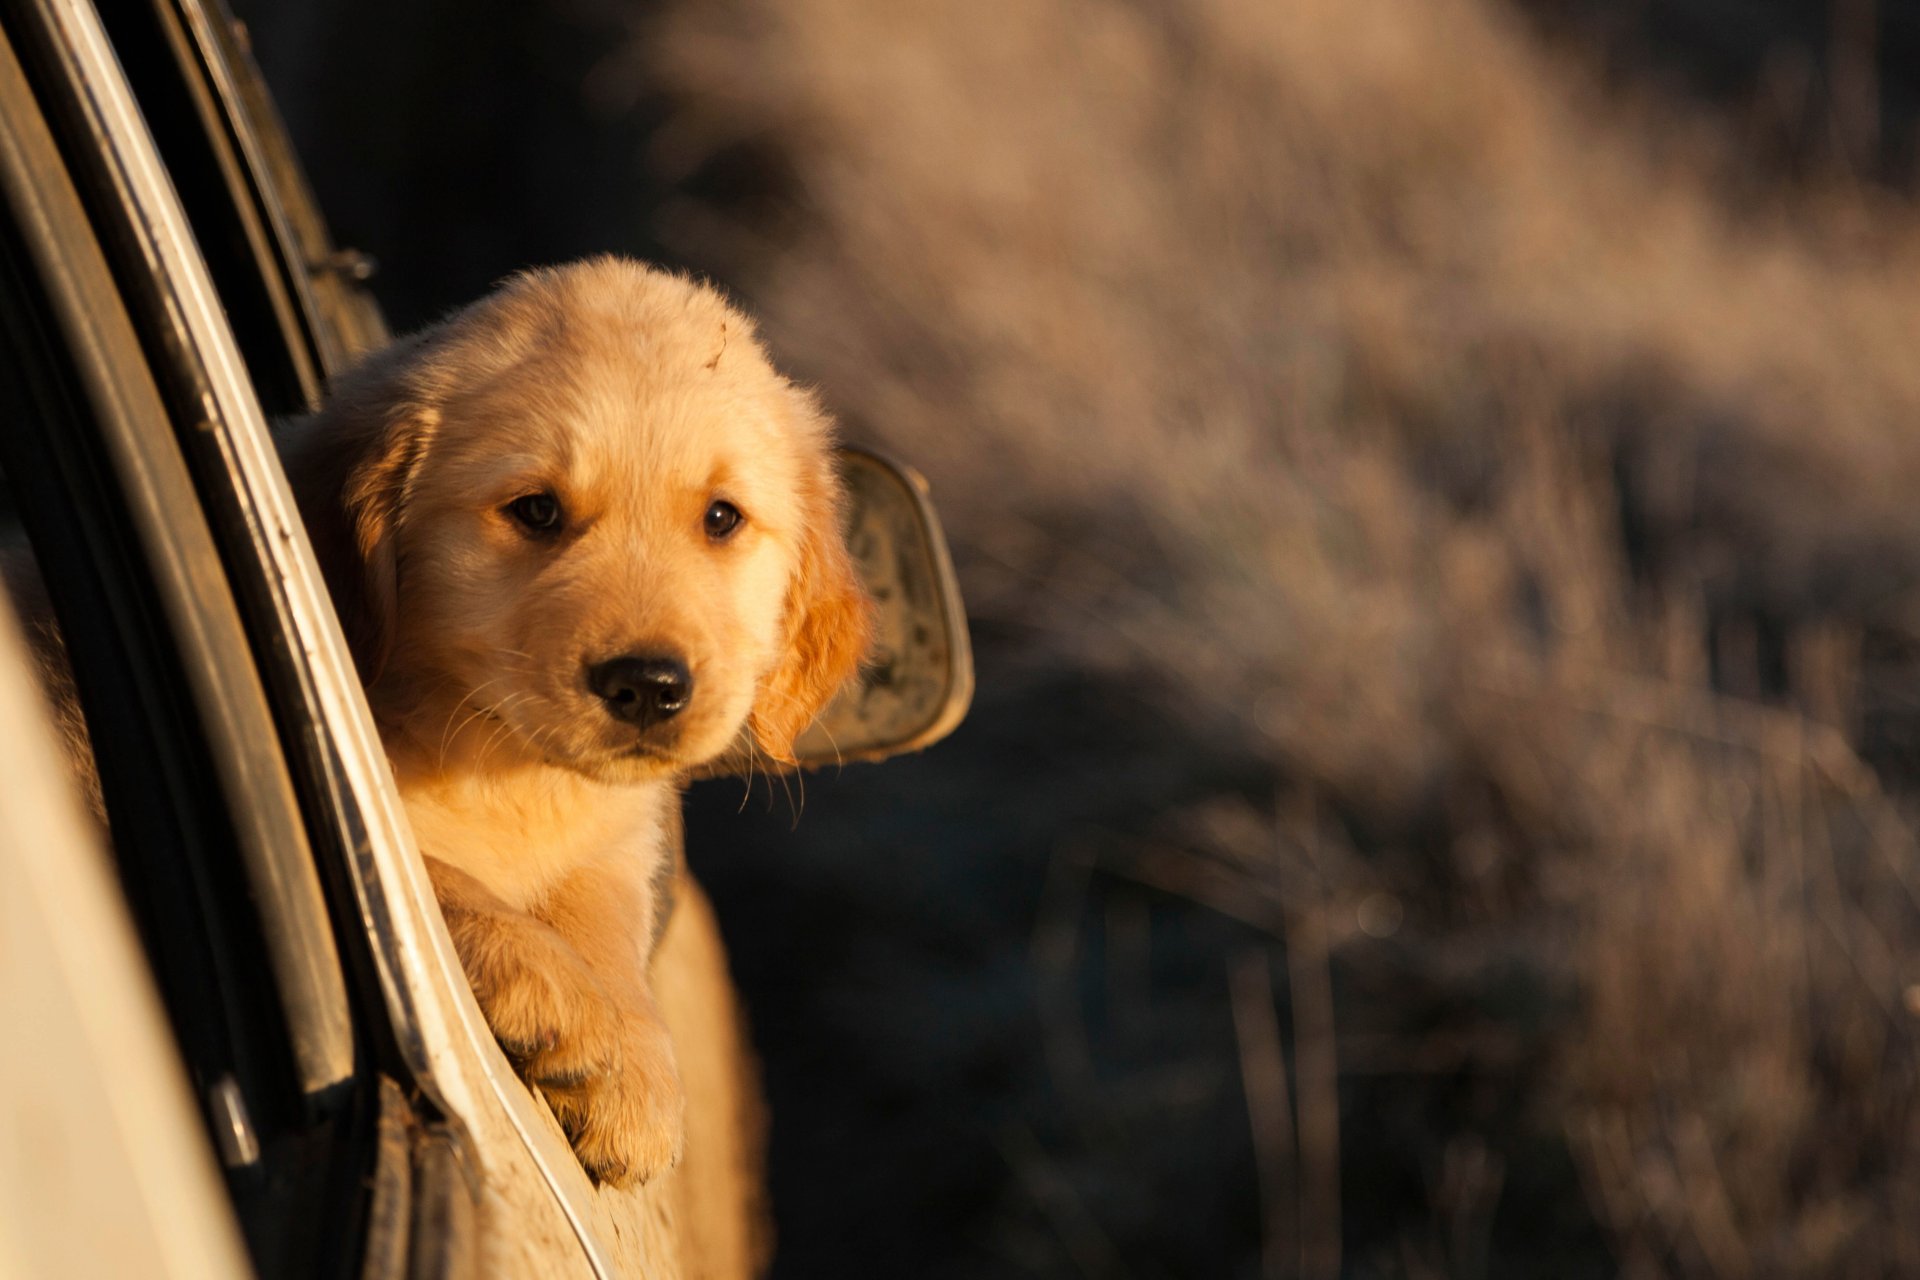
[{"x1": 281, "y1": 257, "x2": 873, "y2": 1186}]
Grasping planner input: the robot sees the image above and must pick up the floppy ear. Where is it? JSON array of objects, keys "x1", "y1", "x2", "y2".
[
  {"x1": 281, "y1": 375, "x2": 438, "y2": 688},
  {"x1": 750, "y1": 467, "x2": 877, "y2": 765}
]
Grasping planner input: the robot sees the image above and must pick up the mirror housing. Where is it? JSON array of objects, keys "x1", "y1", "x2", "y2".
[{"x1": 704, "y1": 447, "x2": 972, "y2": 775}]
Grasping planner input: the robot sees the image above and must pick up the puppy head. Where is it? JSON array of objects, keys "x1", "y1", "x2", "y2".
[{"x1": 285, "y1": 258, "x2": 873, "y2": 780}]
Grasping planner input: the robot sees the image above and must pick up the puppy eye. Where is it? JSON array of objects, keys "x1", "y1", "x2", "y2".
[
  {"x1": 506, "y1": 492, "x2": 564, "y2": 534},
  {"x1": 704, "y1": 499, "x2": 744, "y2": 541}
]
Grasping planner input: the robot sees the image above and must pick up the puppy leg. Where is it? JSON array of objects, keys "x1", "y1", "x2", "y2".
[
  {"x1": 535, "y1": 856, "x2": 686, "y2": 1189},
  {"x1": 425, "y1": 857, "x2": 624, "y2": 1105}
]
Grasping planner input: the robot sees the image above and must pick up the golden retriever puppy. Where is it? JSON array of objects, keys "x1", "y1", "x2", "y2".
[{"x1": 279, "y1": 257, "x2": 873, "y2": 1186}]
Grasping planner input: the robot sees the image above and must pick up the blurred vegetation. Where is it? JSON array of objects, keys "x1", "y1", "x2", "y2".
[{"x1": 249, "y1": 0, "x2": 1920, "y2": 1274}]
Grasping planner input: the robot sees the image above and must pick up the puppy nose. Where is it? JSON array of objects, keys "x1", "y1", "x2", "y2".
[{"x1": 588, "y1": 656, "x2": 693, "y2": 727}]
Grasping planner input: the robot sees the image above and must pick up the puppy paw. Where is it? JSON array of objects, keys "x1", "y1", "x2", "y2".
[
  {"x1": 545, "y1": 1022, "x2": 685, "y2": 1189},
  {"x1": 430, "y1": 867, "x2": 683, "y2": 1187},
  {"x1": 442, "y1": 903, "x2": 622, "y2": 1084}
]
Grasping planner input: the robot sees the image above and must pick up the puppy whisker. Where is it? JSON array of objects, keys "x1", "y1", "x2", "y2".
[
  {"x1": 738, "y1": 733, "x2": 761, "y2": 814},
  {"x1": 472, "y1": 692, "x2": 537, "y2": 772},
  {"x1": 437, "y1": 676, "x2": 515, "y2": 771}
]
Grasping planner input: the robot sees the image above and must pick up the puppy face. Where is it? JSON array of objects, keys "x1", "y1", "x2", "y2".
[{"x1": 288, "y1": 259, "x2": 872, "y2": 781}]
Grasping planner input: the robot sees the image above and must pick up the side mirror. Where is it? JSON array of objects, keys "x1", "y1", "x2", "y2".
[{"x1": 703, "y1": 447, "x2": 973, "y2": 776}]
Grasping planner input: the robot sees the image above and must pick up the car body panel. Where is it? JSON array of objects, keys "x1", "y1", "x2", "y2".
[{"x1": 0, "y1": 592, "x2": 254, "y2": 1280}]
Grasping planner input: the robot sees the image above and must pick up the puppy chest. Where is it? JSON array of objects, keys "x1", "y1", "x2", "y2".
[{"x1": 402, "y1": 781, "x2": 669, "y2": 910}]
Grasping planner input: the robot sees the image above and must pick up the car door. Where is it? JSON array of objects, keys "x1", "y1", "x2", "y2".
[
  {"x1": 0, "y1": 1, "x2": 611, "y2": 1275},
  {"x1": 0, "y1": 13, "x2": 384, "y2": 1277}
]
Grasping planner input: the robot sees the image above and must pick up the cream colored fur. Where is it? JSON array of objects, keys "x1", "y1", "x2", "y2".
[{"x1": 281, "y1": 257, "x2": 873, "y2": 1186}]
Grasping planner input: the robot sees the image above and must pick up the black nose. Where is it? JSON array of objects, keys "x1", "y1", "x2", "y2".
[{"x1": 588, "y1": 656, "x2": 693, "y2": 728}]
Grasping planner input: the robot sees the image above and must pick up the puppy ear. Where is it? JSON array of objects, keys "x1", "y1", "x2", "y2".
[
  {"x1": 750, "y1": 465, "x2": 876, "y2": 765},
  {"x1": 281, "y1": 370, "x2": 438, "y2": 688}
]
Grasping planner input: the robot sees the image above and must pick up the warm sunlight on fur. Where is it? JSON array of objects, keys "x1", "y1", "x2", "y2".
[{"x1": 280, "y1": 256, "x2": 874, "y2": 1186}]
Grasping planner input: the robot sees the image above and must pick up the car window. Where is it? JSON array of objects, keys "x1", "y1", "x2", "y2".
[{"x1": 89, "y1": 0, "x2": 322, "y2": 414}]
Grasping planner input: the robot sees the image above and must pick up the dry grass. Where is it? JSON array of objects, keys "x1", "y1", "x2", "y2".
[{"x1": 615, "y1": 0, "x2": 1920, "y2": 1272}]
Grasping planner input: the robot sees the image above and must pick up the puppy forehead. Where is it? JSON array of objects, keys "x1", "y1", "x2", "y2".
[
  {"x1": 576, "y1": 378, "x2": 798, "y2": 513},
  {"x1": 441, "y1": 348, "x2": 804, "y2": 518},
  {"x1": 426, "y1": 264, "x2": 818, "y2": 511}
]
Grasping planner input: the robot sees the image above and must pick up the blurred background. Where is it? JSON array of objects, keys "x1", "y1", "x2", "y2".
[{"x1": 236, "y1": 1, "x2": 1920, "y2": 1275}]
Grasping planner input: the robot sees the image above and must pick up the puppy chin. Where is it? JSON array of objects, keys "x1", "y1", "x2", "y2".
[
  {"x1": 577, "y1": 754, "x2": 683, "y2": 785},
  {"x1": 526, "y1": 710, "x2": 746, "y2": 783},
  {"x1": 541, "y1": 738, "x2": 684, "y2": 784},
  {"x1": 551, "y1": 731, "x2": 717, "y2": 784}
]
